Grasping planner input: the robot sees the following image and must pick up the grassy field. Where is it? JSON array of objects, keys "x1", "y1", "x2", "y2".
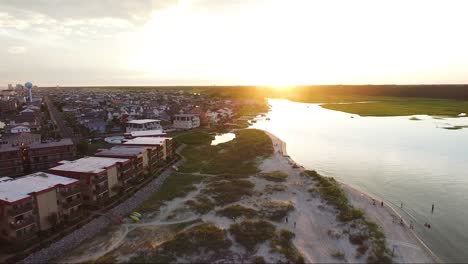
[
  {"x1": 180, "y1": 129, "x2": 273, "y2": 175},
  {"x1": 312, "y1": 97, "x2": 468, "y2": 117},
  {"x1": 137, "y1": 173, "x2": 205, "y2": 213}
]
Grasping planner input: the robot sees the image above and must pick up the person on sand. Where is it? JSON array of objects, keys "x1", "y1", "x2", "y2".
[
  {"x1": 286, "y1": 217, "x2": 288, "y2": 223},
  {"x1": 372, "y1": 199, "x2": 376, "y2": 205},
  {"x1": 294, "y1": 222, "x2": 296, "y2": 228},
  {"x1": 381, "y1": 201, "x2": 384, "y2": 207},
  {"x1": 400, "y1": 218, "x2": 404, "y2": 226}
]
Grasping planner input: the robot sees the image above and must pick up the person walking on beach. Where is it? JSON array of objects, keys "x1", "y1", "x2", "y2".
[
  {"x1": 294, "y1": 222, "x2": 296, "y2": 228},
  {"x1": 286, "y1": 217, "x2": 288, "y2": 223},
  {"x1": 432, "y1": 203, "x2": 435, "y2": 213},
  {"x1": 401, "y1": 202, "x2": 404, "y2": 209},
  {"x1": 381, "y1": 201, "x2": 384, "y2": 207},
  {"x1": 372, "y1": 199, "x2": 376, "y2": 206}
]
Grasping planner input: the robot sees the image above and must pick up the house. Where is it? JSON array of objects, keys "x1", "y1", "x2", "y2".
[
  {"x1": 126, "y1": 119, "x2": 162, "y2": 133},
  {"x1": 0, "y1": 173, "x2": 81, "y2": 242},
  {"x1": 10, "y1": 125, "x2": 31, "y2": 134},
  {"x1": 82, "y1": 119, "x2": 107, "y2": 134},
  {"x1": 173, "y1": 114, "x2": 200, "y2": 129},
  {"x1": 48, "y1": 157, "x2": 133, "y2": 207}
]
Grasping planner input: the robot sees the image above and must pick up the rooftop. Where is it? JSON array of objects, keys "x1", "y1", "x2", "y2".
[
  {"x1": 0, "y1": 172, "x2": 78, "y2": 203},
  {"x1": 50, "y1": 156, "x2": 129, "y2": 174},
  {"x1": 123, "y1": 137, "x2": 171, "y2": 146},
  {"x1": 95, "y1": 146, "x2": 147, "y2": 157},
  {"x1": 127, "y1": 119, "x2": 161, "y2": 124},
  {"x1": 174, "y1": 114, "x2": 198, "y2": 117},
  {"x1": 127, "y1": 129, "x2": 166, "y2": 137}
]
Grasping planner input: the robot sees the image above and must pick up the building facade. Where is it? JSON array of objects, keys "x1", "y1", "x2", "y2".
[
  {"x1": 48, "y1": 157, "x2": 132, "y2": 207},
  {"x1": 126, "y1": 119, "x2": 162, "y2": 133},
  {"x1": 173, "y1": 114, "x2": 200, "y2": 129},
  {"x1": 0, "y1": 138, "x2": 76, "y2": 177},
  {"x1": 0, "y1": 173, "x2": 81, "y2": 242}
]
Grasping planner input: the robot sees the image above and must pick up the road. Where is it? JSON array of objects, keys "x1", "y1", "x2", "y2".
[{"x1": 44, "y1": 96, "x2": 78, "y2": 144}]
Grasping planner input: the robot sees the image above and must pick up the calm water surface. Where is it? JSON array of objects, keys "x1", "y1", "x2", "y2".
[
  {"x1": 211, "y1": 133, "x2": 236, "y2": 145},
  {"x1": 251, "y1": 99, "x2": 468, "y2": 263}
]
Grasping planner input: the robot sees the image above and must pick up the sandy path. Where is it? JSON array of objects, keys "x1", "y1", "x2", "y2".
[{"x1": 264, "y1": 131, "x2": 438, "y2": 263}]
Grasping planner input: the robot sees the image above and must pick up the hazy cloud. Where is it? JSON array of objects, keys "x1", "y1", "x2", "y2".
[{"x1": 7, "y1": 46, "x2": 27, "y2": 54}]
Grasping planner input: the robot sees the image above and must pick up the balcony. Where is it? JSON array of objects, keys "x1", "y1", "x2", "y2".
[
  {"x1": 9, "y1": 216, "x2": 36, "y2": 230},
  {"x1": 8, "y1": 204, "x2": 33, "y2": 217},
  {"x1": 119, "y1": 172, "x2": 133, "y2": 182},
  {"x1": 92, "y1": 176, "x2": 108, "y2": 184},
  {"x1": 63, "y1": 199, "x2": 82, "y2": 209},
  {"x1": 94, "y1": 187, "x2": 108, "y2": 195},
  {"x1": 60, "y1": 188, "x2": 80, "y2": 198}
]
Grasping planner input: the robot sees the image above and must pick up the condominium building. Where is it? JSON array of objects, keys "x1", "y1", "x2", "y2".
[
  {"x1": 48, "y1": 157, "x2": 132, "y2": 207},
  {"x1": 0, "y1": 138, "x2": 76, "y2": 177},
  {"x1": 173, "y1": 114, "x2": 200, "y2": 129},
  {"x1": 123, "y1": 136, "x2": 174, "y2": 162},
  {"x1": 0, "y1": 172, "x2": 81, "y2": 242},
  {"x1": 95, "y1": 146, "x2": 150, "y2": 184},
  {"x1": 126, "y1": 119, "x2": 162, "y2": 133}
]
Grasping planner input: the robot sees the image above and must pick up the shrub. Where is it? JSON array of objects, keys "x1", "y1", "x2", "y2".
[
  {"x1": 331, "y1": 250, "x2": 346, "y2": 260},
  {"x1": 271, "y1": 230, "x2": 305, "y2": 263},
  {"x1": 349, "y1": 233, "x2": 369, "y2": 245},
  {"x1": 216, "y1": 204, "x2": 259, "y2": 219},
  {"x1": 229, "y1": 220, "x2": 276, "y2": 251},
  {"x1": 257, "y1": 171, "x2": 288, "y2": 182}
]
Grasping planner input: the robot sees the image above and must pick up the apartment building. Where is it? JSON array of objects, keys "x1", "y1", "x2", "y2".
[
  {"x1": 0, "y1": 138, "x2": 76, "y2": 177},
  {"x1": 173, "y1": 114, "x2": 200, "y2": 129},
  {"x1": 125, "y1": 119, "x2": 162, "y2": 133},
  {"x1": 123, "y1": 136, "x2": 174, "y2": 162},
  {"x1": 48, "y1": 157, "x2": 132, "y2": 207},
  {"x1": 95, "y1": 146, "x2": 149, "y2": 184},
  {"x1": 0, "y1": 172, "x2": 81, "y2": 242}
]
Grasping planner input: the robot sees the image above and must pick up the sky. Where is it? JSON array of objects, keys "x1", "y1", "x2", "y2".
[{"x1": 1, "y1": 0, "x2": 468, "y2": 87}]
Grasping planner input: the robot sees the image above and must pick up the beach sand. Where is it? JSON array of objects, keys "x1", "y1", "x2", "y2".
[{"x1": 264, "y1": 131, "x2": 438, "y2": 263}]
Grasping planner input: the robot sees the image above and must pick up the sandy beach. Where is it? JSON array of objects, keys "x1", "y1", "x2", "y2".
[
  {"x1": 57, "y1": 130, "x2": 439, "y2": 263},
  {"x1": 264, "y1": 131, "x2": 438, "y2": 263}
]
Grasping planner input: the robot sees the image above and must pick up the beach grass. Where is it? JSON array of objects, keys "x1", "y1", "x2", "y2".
[
  {"x1": 303, "y1": 170, "x2": 392, "y2": 263},
  {"x1": 137, "y1": 173, "x2": 204, "y2": 213},
  {"x1": 229, "y1": 220, "x2": 276, "y2": 252},
  {"x1": 271, "y1": 230, "x2": 305, "y2": 263},
  {"x1": 216, "y1": 204, "x2": 259, "y2": 219},
  {"x1": 128, "y1": 223, "x2": 231, "y2": 263},
  {"x1": 257, "y1": 171, "x2": 288, "y2": 182},
  {"x1": 179, "y1": 129, "x2": 274, "y2": 175}
]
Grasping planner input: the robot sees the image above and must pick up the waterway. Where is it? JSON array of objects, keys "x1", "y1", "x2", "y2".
[{"x1": 251, "y1": 98, "x2": 468, "y2": 263}]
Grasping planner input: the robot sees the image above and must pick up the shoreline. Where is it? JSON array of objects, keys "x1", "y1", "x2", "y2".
[{"x1": 263, "y1": 129, "x2": 439, "y2": 263}]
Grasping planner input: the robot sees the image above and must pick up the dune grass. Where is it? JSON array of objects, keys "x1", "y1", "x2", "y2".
[
  {"x1": 137, "y1": 173, "x2": 204, "y2": 213},
  {"x1": 271, "y1": 230, "x2": 305, "y2": 263},
  {"x1": 203, "y1": 179, "x2": 255, "y2": 206},
  {"x1": 180, "y1": 129, "x2": 273, "y2": 175},
  {"x1": 128, "y1": 223, "x2": 231, "y2": 263},
  {"x1": 257, "y1": 171, "x2": 288, "y2": 182},
  {"x1": 229, "y1": 220, "x2": 276, "y2": 252},
  {"x1": 216, "y1": 204, "x2": 259, "y2": 219},
  {"x1": 303, "y1": 170, "x2": 392, "y2": 263}
]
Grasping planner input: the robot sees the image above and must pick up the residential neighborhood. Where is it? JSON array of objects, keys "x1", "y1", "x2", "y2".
[{"x1": 0, "y1": 84, "x2": 266, "y2": 261}]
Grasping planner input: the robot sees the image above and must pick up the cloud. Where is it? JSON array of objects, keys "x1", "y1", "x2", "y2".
[
  {"x1": 0, "y1": 0, "x2": 175, "y2": 25},
  {"x1": 7, "y1": 46, "x2": 26, "y2": 54}
]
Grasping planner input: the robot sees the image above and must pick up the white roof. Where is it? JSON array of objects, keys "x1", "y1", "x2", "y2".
[
  {"x1": 128, "y1": 129, "x2": 166, "y2": 137},
  {"x1": 127, "y1": 119, "x2": 160, "y2": 124},
  {"x1": 50, "y1": 156, "x2": 129, "y2": 174},
  {"x1": 123, "y1": 137, "x2": 171, "y2": 146},
  {"x1": 0, "y1": 172, "x2": 78, "y2": 203}
]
